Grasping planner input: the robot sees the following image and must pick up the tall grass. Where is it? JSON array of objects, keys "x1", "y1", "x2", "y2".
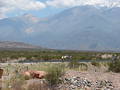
[
  {"x1": 45, "y1": 64, "x2": 65, "y2": 86},
  {"x1": 3, "y1": 72, "x2": 26, "y2": 90},
  {"x1": 79, "y1": 63, "x2": 88, "y2": 71}
]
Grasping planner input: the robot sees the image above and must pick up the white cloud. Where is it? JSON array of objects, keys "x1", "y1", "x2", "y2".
[
  {"x1": 1, "y1": 0, "x2": 120, "y2": 19},
  {"x1": 9, "y1": 0, "x2": 46, "y2": 10},
  {"x1": 46, "y1": 0, "x2": 75, "y2": 7},
  {"x1": 46, "y1": 0, "x2": 120, "y2": 8},
  {"x1": 0, "y1": 7, "x2": 14, "y2": 19},
  {"x1": 0, "y1": 0, "x2": 46, "y2": 19},
  {"x1": 25, "y1": 27, "x2": 34, "y2": 34}
]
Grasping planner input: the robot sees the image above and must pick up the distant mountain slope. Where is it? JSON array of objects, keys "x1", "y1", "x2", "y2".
[
  {"x1": 0, "y1": 41, "x2": 41, "y2": 49},
  {"x1": 0, "y1": 5, "x2": 120, "y2": 51}
]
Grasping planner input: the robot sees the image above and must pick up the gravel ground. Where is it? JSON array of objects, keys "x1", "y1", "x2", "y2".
[
  {"x1": 1, "y1": 63, "x2": 120, "y2": 90},
  {"x1": 55, "y1": 70, "x2": 120, "y2": 90}
]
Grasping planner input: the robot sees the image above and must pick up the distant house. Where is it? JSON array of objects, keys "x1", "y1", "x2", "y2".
[{"x1": 101, "y1": 54, "x2": 113, "y2": 59}]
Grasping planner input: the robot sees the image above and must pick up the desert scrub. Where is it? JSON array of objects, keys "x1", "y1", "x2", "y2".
[
  {"x1": 27, "y1": 80, "x2": 50, "y2": 90},
  {"x1": 68, "y1": 59, "x2": 80, "y2": 69},
  {"x1": 79, "y1": 63, "x2": 88, "y2": 71},
  {"x1": 45, "y1": 64, "x2": 65, "y2": 86},
  {"x1": 91, "y1": 60, "x2": 101, "y2": 67},
  {"x1": 3, "y1": 73, "x2": 26, "y2": 90},
  {"x1": 108, "y1": 60, "x2": 120, "y2": 73},
  {"x1": 2, "y1": 64, "x2": 27, "y2": 90},
  {"x1": 100, "y1": 62, "x2": 109, "y2": 67}
]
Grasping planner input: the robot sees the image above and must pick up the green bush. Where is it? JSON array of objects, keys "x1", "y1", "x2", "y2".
[
  {"x1": 91, "y1": 61, "x2": 100, "y2": 67},
  {"x1": 45, "y1": 64, "x2": 65, "y2": 86},
  {"x1": 109, "y1": 60, "x2": 120, "y2": 73},
  {"x1": 68, "y1": 59, "x2": 80, "y2": 69}
]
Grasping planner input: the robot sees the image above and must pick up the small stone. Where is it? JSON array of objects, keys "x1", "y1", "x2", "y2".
[{"x1": 70, "y1": 85, "x2": 76, "y2": 89}]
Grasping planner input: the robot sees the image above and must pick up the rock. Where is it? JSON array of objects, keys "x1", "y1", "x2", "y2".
[
  {"x1": 32, "y1": 71, "x2": 47, "y2": 79},
  {"x1": 95, "y1": 80, "x2": 114, "y2": 89},
  {"x1": 63, "y1": 77, "x2": 114, "y2": 90},
  {"x1": 23, "y1": 70, "x2": 47, "y2": 79},
  {"x1": 70, "y1": 85, "x2": 77, "y2": 89},
  {"x1": 0, "y1": 69, "x2": 3, "y2": 78}
]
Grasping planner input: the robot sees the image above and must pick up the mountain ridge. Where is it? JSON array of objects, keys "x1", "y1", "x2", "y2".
[
  {"x1": 0, "y1": 41, "x2": 42, "y2": 49},
  {"x1": 0, "y1": 5, "x2": 120, "y2": 51}
]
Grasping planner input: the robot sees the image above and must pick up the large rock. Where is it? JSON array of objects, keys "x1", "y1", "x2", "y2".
[{"x1": 23, "y1": 70, "x2": 47, "y2": 79}]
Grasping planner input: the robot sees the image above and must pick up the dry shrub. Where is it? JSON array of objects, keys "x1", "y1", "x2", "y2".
[
  {"x1": 91, "y1": 61, "x2": 101, "y2": 67},
  {"x1": 109, "y1": 60, "x2": 120, "y2": 73},
  {"x1": 68, "y1": 60, "x2": 80, "y2": 69},
  {"x1": 45, "y1": 64, "x2": 65, "y2": 86},
  {"x1": 79, "y1": 63, "x2": 88, "y2": 71}
]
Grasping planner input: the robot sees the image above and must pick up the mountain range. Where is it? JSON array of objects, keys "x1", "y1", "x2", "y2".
[
  {"x1": 0, "y1": 41, "x2": 41, "y2": 49},
  {"x1": 0, "y1": 5, "x2": 120, "y2": 51}
]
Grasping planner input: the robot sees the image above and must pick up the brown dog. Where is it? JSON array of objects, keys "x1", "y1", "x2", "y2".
[{"x1": 23, "y1": 70, "x2": 47, "y2": 79}]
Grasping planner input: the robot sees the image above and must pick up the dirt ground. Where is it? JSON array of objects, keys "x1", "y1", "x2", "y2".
[
  {"x1": 63, "y1": 70, "x2": 120, "y2": 90},
  {"x1": 0, "y1": 63, "x2": 120, "y2": 90}
]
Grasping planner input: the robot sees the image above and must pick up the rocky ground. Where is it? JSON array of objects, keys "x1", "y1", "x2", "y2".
[
  {"x1": 55, "y1": 70, "x2": 119, "y2": 90},
  {"x1": 54, "y1": 64, "x2": 120, "y2": 90},
  {"x1": 22, "y1": 70, "x2": 120, "y2": 90},
  {"x1": 1, "y1": 63, "x2": 120, "y2": 90}
]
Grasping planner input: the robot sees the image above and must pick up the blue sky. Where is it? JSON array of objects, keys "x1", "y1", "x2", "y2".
[
  {"x1": 7, "y1": 6, "x2": 65, "y2": 18},
  {"x1": 0, "y1": 0, "x2": 120, "y2": 19},
  {"x1": 6, "y1": 0, "x2": 66, "y2": 18},
  {"x1": 0, "y1": 0, "x2": 67, "y2": 19}
]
